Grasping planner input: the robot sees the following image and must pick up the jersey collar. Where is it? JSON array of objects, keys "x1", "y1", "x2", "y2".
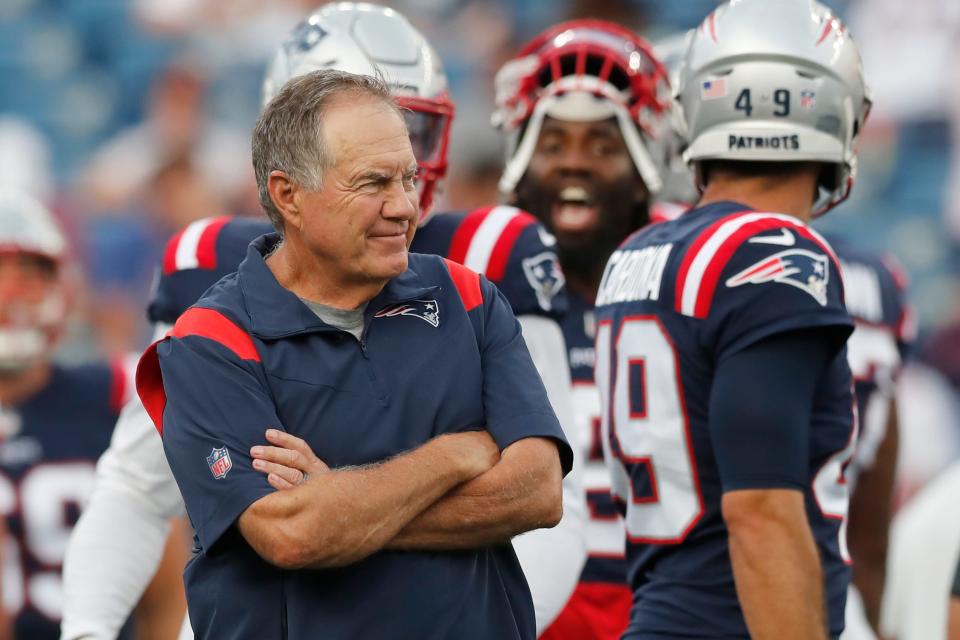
[
  {"x1": 690, "y1": 200, "x2": 753, "y2": 219},
  {"x1": 237, "y1": 234, "x2": 438, "y2": 339}
]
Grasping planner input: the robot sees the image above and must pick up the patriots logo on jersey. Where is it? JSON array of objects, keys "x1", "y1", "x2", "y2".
[
  {"x1": 374, "y1": 299, "x2": 440, "y2": 328},
  {"x1": 206, "y1": 446, "x2": 233, "y2": 479},
  {"x1": 726, "y1": 248, "x2": 829, "y2": 306},
  {"x1": 522, "y1": 252, "x2": 565, "y2": 312}
]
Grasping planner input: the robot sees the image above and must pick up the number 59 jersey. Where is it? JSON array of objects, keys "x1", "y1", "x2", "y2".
[
  {"x1": 594, "y1": 201, "x2": 855, "y2": 639},
  {"x1": 1, "y1": 361, "x2": 132, "y2": 639}
]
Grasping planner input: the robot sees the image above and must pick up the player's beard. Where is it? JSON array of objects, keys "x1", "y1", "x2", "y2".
[{"x1": 514, "y1": 174, "x2": 649, "y2": 279}]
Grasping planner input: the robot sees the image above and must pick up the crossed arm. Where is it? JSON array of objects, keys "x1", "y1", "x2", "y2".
[{"x1": 238, "y1": 429, "x2": 563, "y2": 569}]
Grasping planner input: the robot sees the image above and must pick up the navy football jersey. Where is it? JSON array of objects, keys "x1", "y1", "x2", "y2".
[
  {"x1": 149, "y1": 207, "x2": 566, "y2": 325},
  {"x1": 824, "y1": 235, "x2": 914, "y2": 483},
  {"x1": 0, "y1": 362, "x2": 131, "y2": 639},
  {"x1": 594, "y1": 202, "x2": 856, "y2": 639},
  {"x1": 414, "y1": 206, "x2": 567, "y2": 318},
  {"x1": 542, "y1": 290, "x2": 632, "y2": 640},
  {"x1": 149, "y1": 216, "x2": 272, "y2": 325},
  {"x1": 563, "y1": 290, "x2": 627, "y2": 581}
]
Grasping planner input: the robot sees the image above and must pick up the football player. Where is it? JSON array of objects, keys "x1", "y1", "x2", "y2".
[
  {"x1": 652, "y1": 28, "x2": 914, "y2": 640},
  {"x1": 830, "y1": 239, "x2": 913, "y2": 640},
  {"x1": 489, "y1": 20, "x2": 673, "y2": 640},
  {"x1": 593, "y1": 1, "x2": 870, "y2": 638},
  {"x1": 0, "y1": 190, "x2": 181, "y2": 639},
  {"x1": 60, "y1": 5, "x2": 586, "y2": 638}
]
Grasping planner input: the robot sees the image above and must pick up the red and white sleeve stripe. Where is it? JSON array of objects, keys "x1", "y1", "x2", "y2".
[
  {"x1": 447, "y1": 206, "x2": 536, "y2": 282},
  {"x1": 161, "y1": 216, "x2": 231, "y2": 275},
  {"x1": 674, "y1": 212, "x2": 841, "y2": 319}
]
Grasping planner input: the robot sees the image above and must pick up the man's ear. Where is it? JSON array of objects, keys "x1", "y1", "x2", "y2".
[{"x1": 267, "y1": 170, "x2": 302, "y2": 232}]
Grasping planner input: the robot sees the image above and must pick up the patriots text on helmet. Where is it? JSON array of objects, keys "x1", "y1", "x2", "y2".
[{"x1": 728, "y1": 134, "x2": 800, "y2": 151}]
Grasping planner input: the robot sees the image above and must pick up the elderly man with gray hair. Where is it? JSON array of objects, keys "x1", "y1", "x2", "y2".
[{"x1": 135, "y1": 69, "x2": 572, "y2": 639}]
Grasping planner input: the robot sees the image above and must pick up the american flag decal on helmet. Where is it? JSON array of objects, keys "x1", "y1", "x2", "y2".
[
  {"x1": 374, "y1": 299, "x2": 440, "y2": 328},
  {"x1": 726, "y1": 248, "x2": 829, "y2": 306}
]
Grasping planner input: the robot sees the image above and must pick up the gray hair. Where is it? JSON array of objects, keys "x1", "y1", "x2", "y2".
[{"x1": 251, "y1": 69, "x2": 399, "y2": 234}]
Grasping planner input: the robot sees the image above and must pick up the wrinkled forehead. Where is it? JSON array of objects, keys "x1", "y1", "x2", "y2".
[{"x1": 324, "y1": 94, "x2": 414, "y2": 165}]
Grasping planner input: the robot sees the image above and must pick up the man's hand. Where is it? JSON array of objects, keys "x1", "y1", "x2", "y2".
[
  {"x1": 387, "y1": 436, "x2": 563, "y2": 550},
  {"x1": 250, "y1": 429, "x2": 330, "y2": 490},
  {"x1": 251, "y1": 429, "x2": 499, "y2": 490}
]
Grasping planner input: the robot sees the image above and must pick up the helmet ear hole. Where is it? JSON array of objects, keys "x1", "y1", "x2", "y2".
[{"x1": 818, "y1": 163, "x2": 839, "y2": 191}]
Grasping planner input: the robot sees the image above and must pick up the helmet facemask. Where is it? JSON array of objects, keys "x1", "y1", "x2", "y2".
[
  {"x1": 493, "y1": 20, "x2": 673, "y2": 198},
  {"x1": 396, "y1": 93, "x2": 454, "y2": 223}
]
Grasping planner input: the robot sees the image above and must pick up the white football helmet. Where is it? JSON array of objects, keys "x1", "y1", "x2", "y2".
[
  {"x1": 675, "y1": 0, "x2": 872, "y2": 216},
  {"x1": 492, "y1": 20, "x2": 673, "y2": 197},
  {"x1": 653, "y1": 30, "x2": 699, "y2": 207},
  {"x1": 0, "y1": 189, "x2": 68, "y2": 371},
  {"x1": 263, "y1": 2, "x2": 454, "y2": 221}
]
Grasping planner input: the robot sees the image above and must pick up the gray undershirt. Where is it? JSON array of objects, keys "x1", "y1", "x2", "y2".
[{"x1": 300, "y1": 298, "x2": 367, "y2": 341}]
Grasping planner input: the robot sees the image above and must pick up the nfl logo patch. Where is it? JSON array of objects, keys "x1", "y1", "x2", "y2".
[
  {"x1": 800, "y1": 90, "x2": 816, "y2": 109},
  {"x1": 206, "y1": 446, "x2": 232, "y2": 479}
]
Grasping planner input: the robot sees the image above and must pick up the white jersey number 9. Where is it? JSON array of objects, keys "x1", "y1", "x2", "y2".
[{"x1": 596, "y1": 317, "x2": 703, "y2": 543}]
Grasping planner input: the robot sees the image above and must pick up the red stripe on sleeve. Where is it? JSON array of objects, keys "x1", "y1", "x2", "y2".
[
  {"x1": 172, "y1": 308, "x2": 261, "y2": 362},
  {"x1": 161, "y1": 228, "x2": 186, "y2": 275},
  {"x1": 136, "y1": 308, "x2": 259, "y2": 435},
  {"x1": 447, "y1": 207, "x2": 494, "y2": 265},
  {"x1": 108, "y1": 358, "x2": 128, "y2": 415},
  {"x1": 693, "y1": 219, "x2": 839, "y2": 318},
  {"x1": 136, "y1": 341, "x2": 167, "y2": 435},
  {"x1": 195, "y1": 217, "x2": 232, "y2": 270},
  {"x1": 485, "y1": 212, "x2": 537, "y2": 282},
  {"x1": 674, "y1": 213, "x2": 746, "y2": 314},
  {"x1": 443, "y1": 258, "x2": 483, "y2": 312}
]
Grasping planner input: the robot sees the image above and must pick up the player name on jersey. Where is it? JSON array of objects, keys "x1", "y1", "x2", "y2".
[{"x1": 596, "y1": 243, "x2": 673, "y2": 306}]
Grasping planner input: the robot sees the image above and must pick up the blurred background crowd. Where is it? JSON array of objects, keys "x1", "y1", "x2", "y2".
[{"x1": 1, "y1": 0, "x2": 959, "y2": 501}]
